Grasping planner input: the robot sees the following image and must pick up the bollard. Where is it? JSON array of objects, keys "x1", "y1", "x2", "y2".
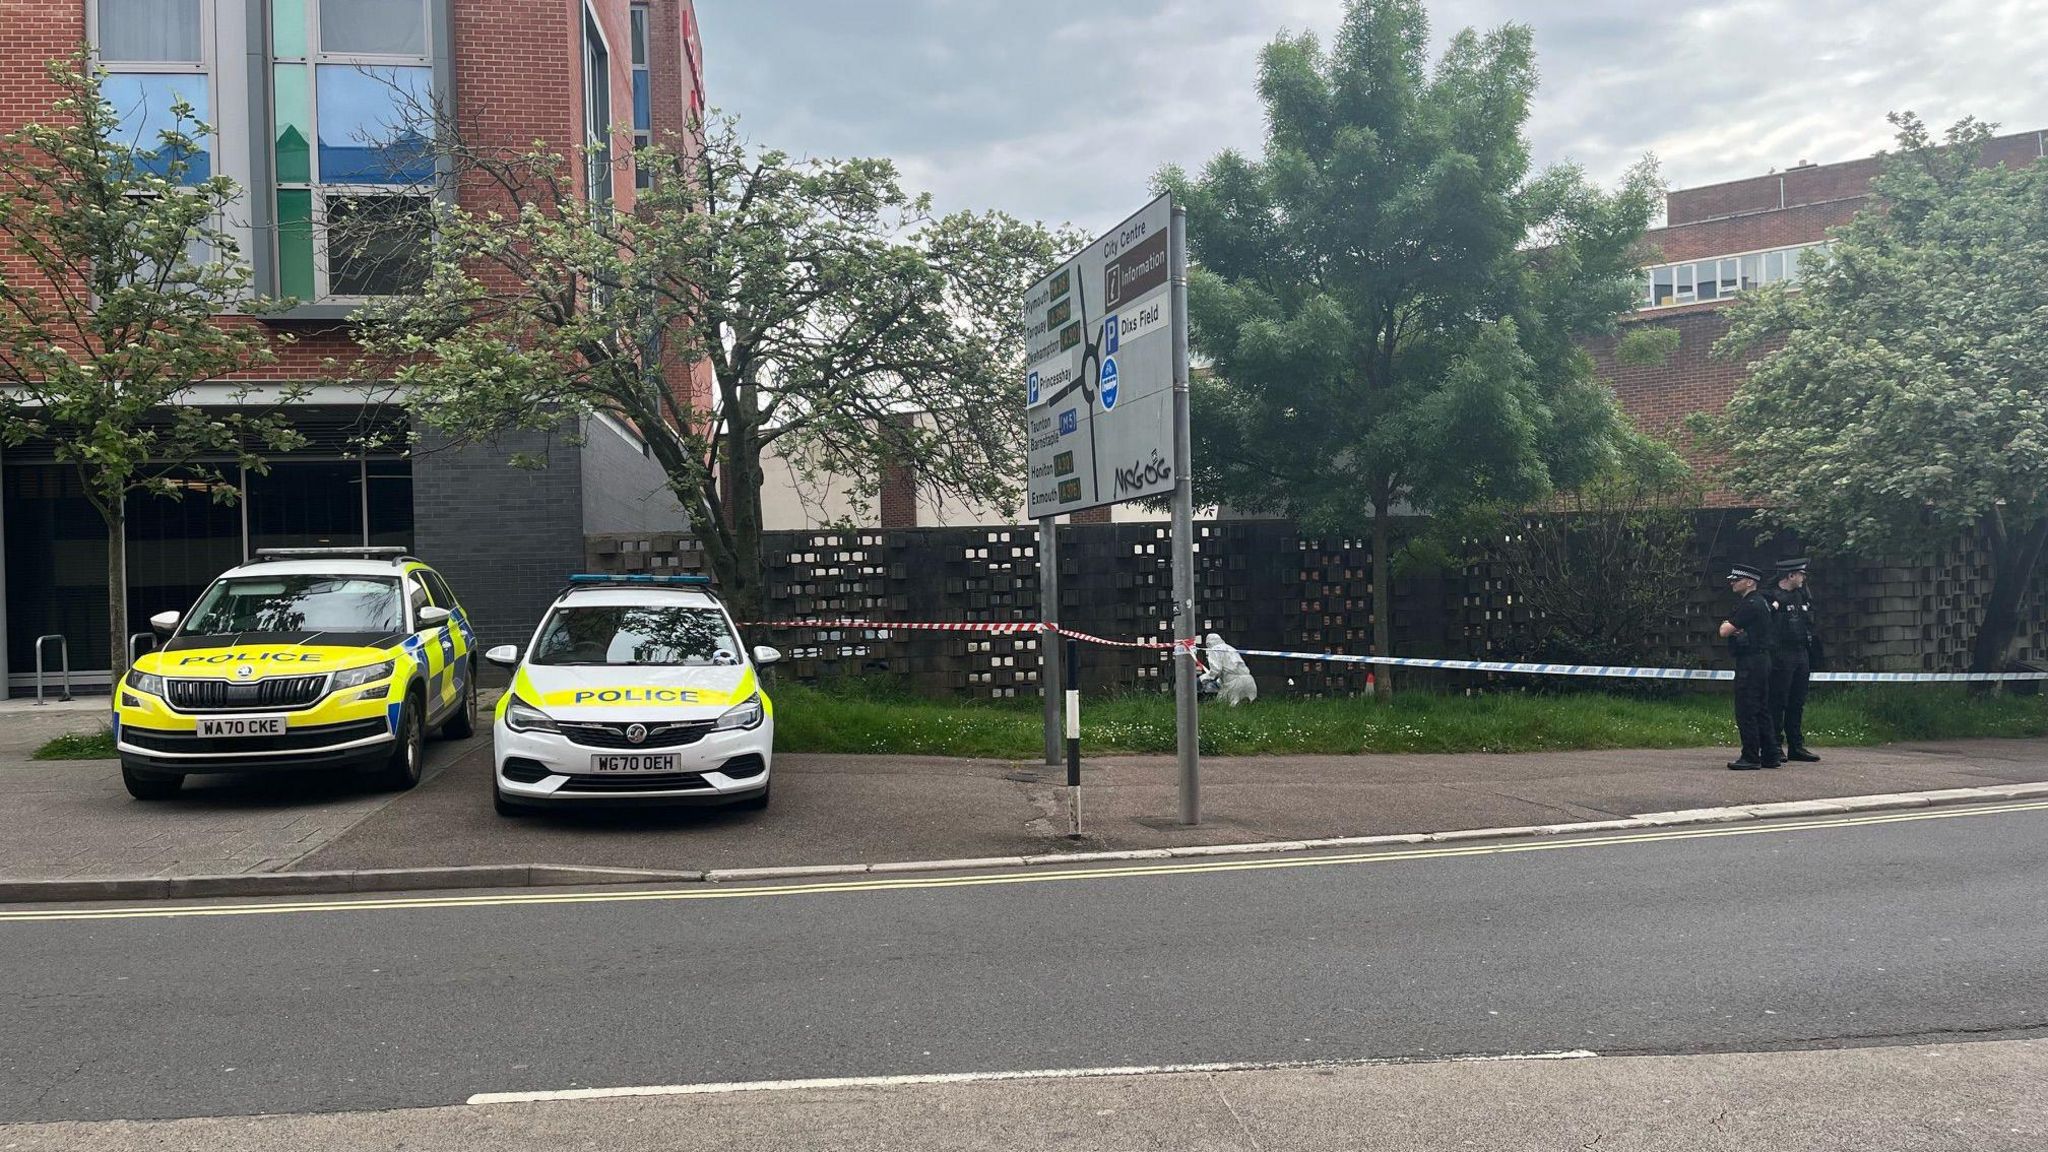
[{"x1": 1065, "y1": 638, "x2": 1081, "y2": 838}]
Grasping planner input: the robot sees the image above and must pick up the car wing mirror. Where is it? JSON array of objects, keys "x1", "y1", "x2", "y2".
[
  {"x1": 752, "y1": 645, "x2": 784, "y2": 667},
  {"x1": 484, "y1": 644, "x2": 521, "y2": 669}
]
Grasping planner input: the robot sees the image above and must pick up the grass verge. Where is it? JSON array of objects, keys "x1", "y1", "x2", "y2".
[
  {"x1": 31, "y1": 684, "x2": 2048, "y2": 761},
  {"x1": 769, "y1": 681, "x2": 2048, "y2": 758},
  {"x1": 34, "y1": 728, "x2": 116, "y2": 760}
]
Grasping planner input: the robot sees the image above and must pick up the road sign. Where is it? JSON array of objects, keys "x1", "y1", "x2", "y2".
[
  {"x1": 1023, "y1": 193, "x2": 1176, "y2": 518},
  {"x1": 1025, "y1": 194, "x2": 1201, "y2": 826}
]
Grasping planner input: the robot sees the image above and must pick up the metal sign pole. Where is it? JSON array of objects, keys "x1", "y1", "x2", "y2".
[
  {"x1": 1170, "y1": 204, "x2": 1200, "y2": 825},
  {"x1": 1039, "y1": 515, "x2": 1062, "y2": 767},
  {"x1": 1065, "y1": 637, "x2": 1082, "y2": 837}
]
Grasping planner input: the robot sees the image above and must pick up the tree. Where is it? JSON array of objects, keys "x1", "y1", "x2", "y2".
[
  {"x1": 1713, "y1": 114, "x2": 2048, "y2": 674},
  {"x1": 347, "y1": 114, "x2": 1071, "y2": 622},
  {"x1": 1159, "y1": 0, "x2": 1661, "y2": 695},
  {"x1": 0, "y1": 57, "x2": 296, "y2": 677}
]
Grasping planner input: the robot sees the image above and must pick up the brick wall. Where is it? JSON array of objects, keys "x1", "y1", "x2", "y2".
[
  {"x1": 412, "y1": 425, "x2": 587, "y2": 648},
  {"x1": 1646, "y1": 199, "x2": 1862, "y2": 264},
  {"x1": 1666, "y1": 129, "x2": 2045, "y2": 225}
]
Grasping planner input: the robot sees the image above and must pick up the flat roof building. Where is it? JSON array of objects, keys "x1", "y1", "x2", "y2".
[{"x1": 1593, "y1": 128, "x2": 2048, "y2": 493}]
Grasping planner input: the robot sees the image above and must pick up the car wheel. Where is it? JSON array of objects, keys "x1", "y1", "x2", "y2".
[
  {"x1": 440, "y1": 668, "x2": 477, "y2": 740},
  {"x1": 121, "y1": 762, "x2": 184, "y2": 801},
  {"x1": 737, "y1": 782, "x2": 770, "y2": 811},
  {"x1": 374, "y1": 690, "x2": 426, "y2": 791}
]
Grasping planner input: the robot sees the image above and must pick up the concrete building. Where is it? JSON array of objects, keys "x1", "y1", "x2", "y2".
[{"x1": 0, "y1": 0, "x2": 709, "y2": 689}]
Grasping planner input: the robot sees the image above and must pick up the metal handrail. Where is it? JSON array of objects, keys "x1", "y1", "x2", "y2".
[
  {"x1": 129, "y1": 632, "x2": 157, "y2": 667},
  {"x1": 34, "y1": 635, "x2": 70, "y2": 705}
]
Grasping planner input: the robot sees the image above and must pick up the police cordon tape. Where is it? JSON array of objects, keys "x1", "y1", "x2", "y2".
[{"x1": 748, "y1": 621, "x2": 2048, "y2": 683}]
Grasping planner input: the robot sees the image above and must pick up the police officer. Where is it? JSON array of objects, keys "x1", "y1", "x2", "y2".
[
  {"x1": 1768, "y1": 557, "x2": 1823, "y2": 762},
  {"x1": 1718, "y1": 563, "x2": 1780, "y2": 770}
]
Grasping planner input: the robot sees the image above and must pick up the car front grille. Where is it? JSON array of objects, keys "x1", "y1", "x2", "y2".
[
  {"x1": 166, "y1": 675, "x2": 329, "y2": 712},
  {"x1": 556, "y1": 771, "x2": 712, "y2": 793},
  {"x1": 121, "y1": 718, "x2": 389, "y2": 755},
  {"x1": 557, "y1": 720, "x2": 716, "y2": 749}
]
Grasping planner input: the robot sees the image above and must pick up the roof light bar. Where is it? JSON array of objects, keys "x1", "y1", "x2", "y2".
[{"x1": 567, "y1": 573, "x2": 714, "y2": 587}]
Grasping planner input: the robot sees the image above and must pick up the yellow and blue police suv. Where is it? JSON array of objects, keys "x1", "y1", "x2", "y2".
[
  {"x1": 113, "y1": 548, "x2": 477, "y2": 800},
  {"x1": 485, "y1": 574, "x2": 778, "y2": 816}
]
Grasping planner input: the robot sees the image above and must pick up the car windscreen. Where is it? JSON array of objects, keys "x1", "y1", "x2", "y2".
[
  {"x1": 530, "y1": 605, "x2": 741, "y2": 667},
  {"x1": 181, "y1": 575, "x2": 405, "y2": 637}
]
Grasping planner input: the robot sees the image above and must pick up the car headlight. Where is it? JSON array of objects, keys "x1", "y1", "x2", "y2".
[
  {"x1": 714, "y1": 694, "x2": 765, "y2": 732},
  {"x1": 505, "y1": 699, "x2": 560, "y2": 734},
  {"x1": 125, "y1": 670, "x2": 166, "y2": 698},
  {"x1": 331, "y1": 660, "x2": 396, "y2": 693}
]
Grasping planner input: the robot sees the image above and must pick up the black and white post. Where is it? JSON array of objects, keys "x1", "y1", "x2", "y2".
[{"x1": 1065, "y1": 637, "x2": 1082, "y2": 837}]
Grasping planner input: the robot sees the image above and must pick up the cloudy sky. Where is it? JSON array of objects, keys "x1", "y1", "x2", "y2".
[{"x1": 699, "y1": 0, "x2": 2046, "y2": 235}]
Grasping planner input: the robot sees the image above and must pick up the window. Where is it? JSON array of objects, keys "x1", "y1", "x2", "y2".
[
  {"x1": 404, "y1": 575, "x2": 431, "y2": 623},
  {"x1": 324, "y1": 193, "x2": 430, "y2": 295},
  {"x1": 418, "y1": 569, "x2": 457, "y2": 609},
  {"x1": 182, "y1": 575, "x2": 404, "y2": 637},
  {"x1": 630, "y1": 5, "x2": 653, "y2": 188},
  {"x1": 532, "y1": 605, "x2": 741, "y2": 667},
  {"x1": 93, "y1": 0, "x2": 211, "y2": 184},
  {"x1": 313, "y1": 64, "x2": 433, "y2": 184},
  {"x1": 584, "y1": 7, "x2": 613, "y2": 204},
  {"x1": 270, "y1": 0, "x2": 436, "y2": 300},
  {"x1": 98, "y1": 0, "x2": 204, "y2": 62},
  {"x1": 318, "y1": 0, "x2": 428, "y2": 56},
  {"x1": 1638, "y1": 242, "x2": 1829, "y2": 310}
]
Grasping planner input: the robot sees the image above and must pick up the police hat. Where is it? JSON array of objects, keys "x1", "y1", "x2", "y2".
[
  {"x1": 1726, "y1": 563, "x2": 1763, "y2": 583},
  {"x1": 1776, "y1": 557, "x2": 1810, "y2": 574}
]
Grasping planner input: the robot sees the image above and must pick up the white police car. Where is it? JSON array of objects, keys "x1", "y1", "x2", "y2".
[{"x1": 484, "y1": 575, "x2": 779, "y2": 815}]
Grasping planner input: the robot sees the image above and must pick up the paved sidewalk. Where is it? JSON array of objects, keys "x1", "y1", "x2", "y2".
[
  {"x1": 8, "y1": 713, "x2": 2048, "y2": 883},
  {"x1": 0, "y1": 733, "x2": 488, "y2": 882},
  {"x1": 293, "y1": 737, "x2": 2048, "y2": 875}
]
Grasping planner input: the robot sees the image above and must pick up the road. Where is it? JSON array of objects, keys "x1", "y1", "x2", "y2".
[{"x1": 3, "y1": 802, "x2": 2047, "y2": 1144}]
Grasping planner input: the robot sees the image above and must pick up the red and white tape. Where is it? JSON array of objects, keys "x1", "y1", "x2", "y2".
[{"x1": 750, "y1": 620, "x2": 1195, "y2": 653}]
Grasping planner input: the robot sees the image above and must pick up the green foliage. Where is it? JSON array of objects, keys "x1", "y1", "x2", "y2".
[
  {"x1": 0, "y1": 56, "x2": 300, "y2": 674},
  {"x1": 347, "y1": 114, "x2": 1076, "y2": 619},
  {"x1": 1708, "y1": 113, "x2": 2048, "y2": 669},
  {"x1": 767, "y1": 681, "x2": 2046, "y2": 757},
  {"x1": 1156, "y1": 0, "x2": 1660, "y2": 687},
  {"x1": 33, "y1": 729, "x2": 116, "y2": 761}
]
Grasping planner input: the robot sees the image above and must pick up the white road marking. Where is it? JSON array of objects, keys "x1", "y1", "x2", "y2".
[{"x1": 466, "y1": 1050, "x2": 1600, "y2": 1105}]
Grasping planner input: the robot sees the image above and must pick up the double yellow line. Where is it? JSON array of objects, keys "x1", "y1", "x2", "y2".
[{"x1": 6, "y1": 799, "x2": 2046, "y2": 925}]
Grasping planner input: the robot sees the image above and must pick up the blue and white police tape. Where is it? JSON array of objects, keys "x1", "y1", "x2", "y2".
[{"x1": 1229, "y1": 649, "x2": 2048, "y2": 683}]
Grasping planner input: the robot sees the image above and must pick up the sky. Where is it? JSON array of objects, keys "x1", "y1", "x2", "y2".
[{"x1": 699, "y1": 0, "x2": 2047, "y2": 236}]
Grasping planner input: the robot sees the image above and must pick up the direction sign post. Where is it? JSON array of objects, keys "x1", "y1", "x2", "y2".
[
  {"x1": 1170, "y1": 204, "x2": 1199, "y2": 825},
  {"x1": 1022, "y1": 193, "x2": 1200, "y2": 822}
]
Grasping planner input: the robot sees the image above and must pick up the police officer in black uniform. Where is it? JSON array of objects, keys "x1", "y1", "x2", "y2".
[
  {"x1": 1768, "y1": 557, "x2": 1823, "y2": 762},
  {"x1": 1718, "y1": 563, "x2": 1780, "y2": 770}
]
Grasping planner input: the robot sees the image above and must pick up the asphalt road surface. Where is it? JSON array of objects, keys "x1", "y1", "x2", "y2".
[{"x1": 4, "y1": 802, "x2": 2046, "y2": 1130}]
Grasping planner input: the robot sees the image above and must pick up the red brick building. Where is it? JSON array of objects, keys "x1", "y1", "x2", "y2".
[
  {"x1": 1593, "y1": 128, "x2": 2048, "y2": 495},
  {"x1": 0, "y1": 0, "x2": 709, "y2": 684}
]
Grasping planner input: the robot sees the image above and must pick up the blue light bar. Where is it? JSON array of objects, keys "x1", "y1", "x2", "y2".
[{"x1": 568, "y1": 573, "x2": 714, "y2": 587}]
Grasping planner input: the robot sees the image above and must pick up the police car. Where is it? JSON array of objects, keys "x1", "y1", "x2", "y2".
[
  {"x1": 113, "y1": 548, "x2": 478, "y2": 800},
  {"x1": 485, "y1": 574, "x2": 778, "y2": 815}
]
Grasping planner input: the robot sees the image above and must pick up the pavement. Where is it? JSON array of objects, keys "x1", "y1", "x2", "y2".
[
  {"x1": 4, "y1": 800, "x2": 2046, "y2": 1128},
  {"x1": 5, "y1": 1041, "x2": 2045, "y2": 1151},
  {"x1": 7, "y1": 690, "x2": 2048, "y2": 884}
]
